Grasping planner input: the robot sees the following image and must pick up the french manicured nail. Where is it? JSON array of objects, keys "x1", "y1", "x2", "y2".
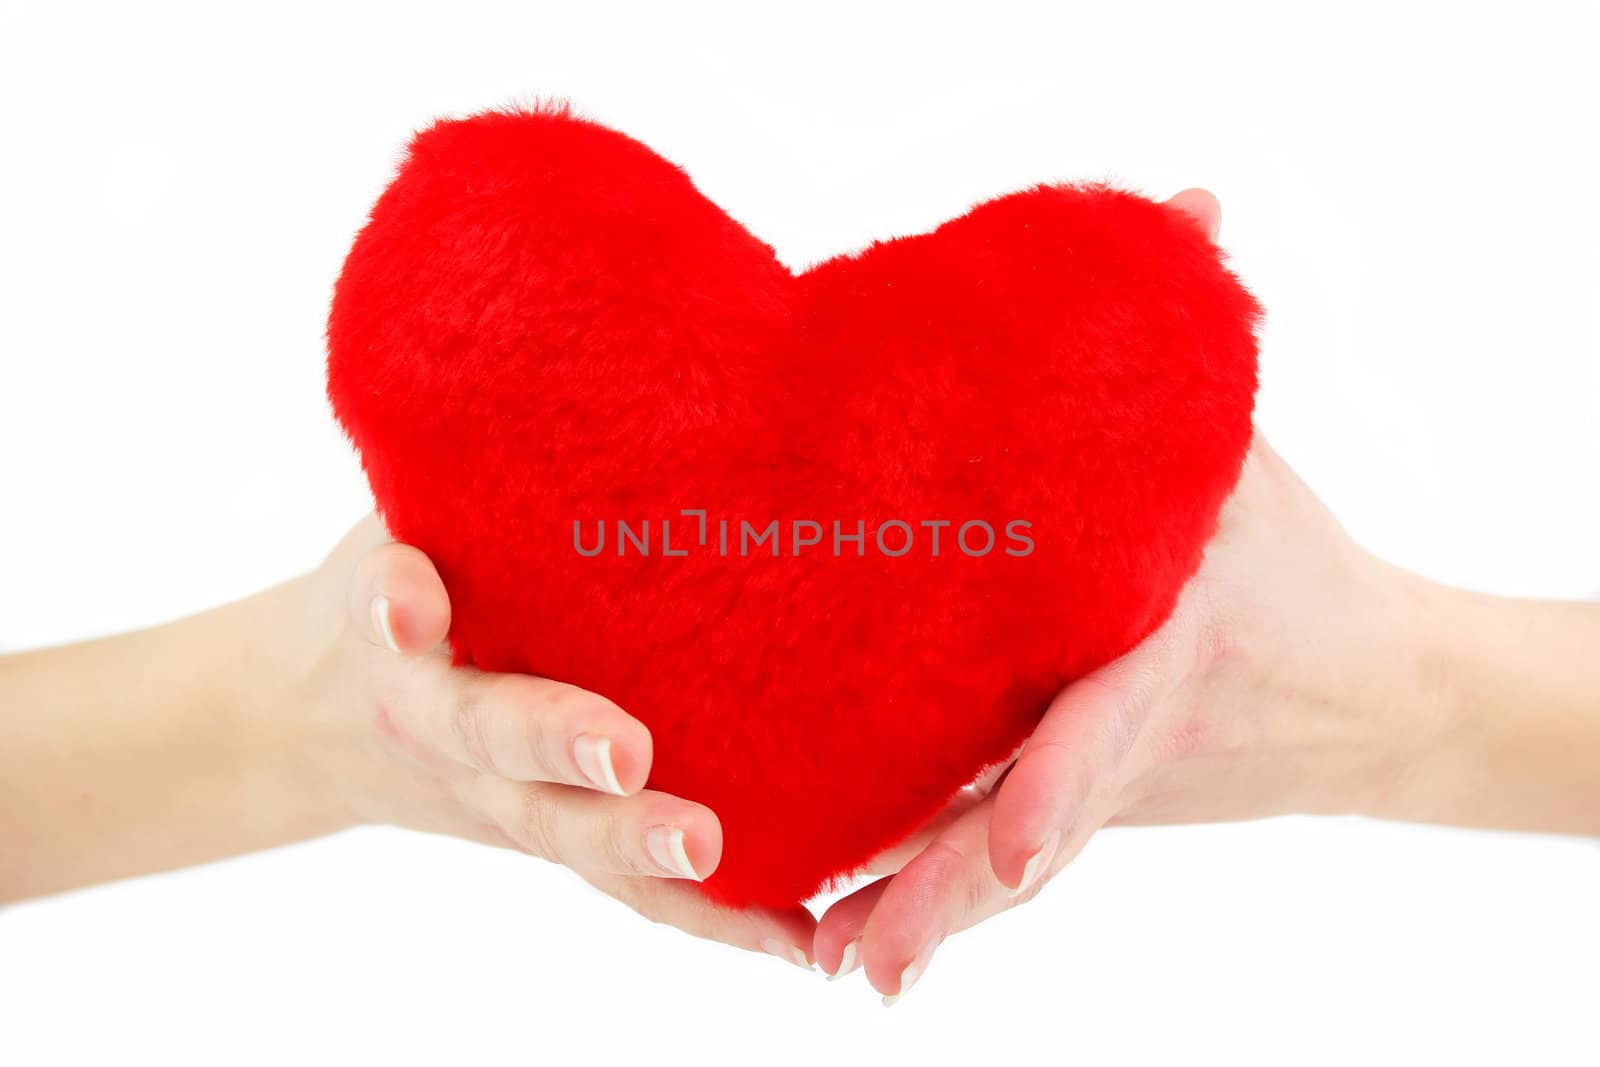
[
  {"x1": 882, "y1": 963, "x2": 922, "y2": 1006},
  {"x1": 572, "y1": 734, "x2": 626, "y2": 795},
  {"x1": 825, "y1": 938, "x2": 859, "y2": 981},
  {"x1": 1008, "y1": 829, "x2": 1060, "y2": 899},
  {"x1": 883, "y1": 940, "x2": 939, "y2": 1006},
  {"x1": 644, "y1": 824, "x2": 701, "y2": 880},
  {"x1": 760, "y1": 937, "x2": 812, "y2": 970},
  {"x1": 371, "y1": 594, "x2": 400, "y2": 652}
]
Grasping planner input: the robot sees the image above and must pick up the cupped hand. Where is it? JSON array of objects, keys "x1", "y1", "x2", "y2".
[
  {"x1": 813, "y1": 431, "x2": 1447, "y2": 999},
  {"x1": 812, "y1": 192, "x2": 1452, "y2": 1000},
  {"x1": 290, "y1": 515, "x2": 817, "y2": 967}
]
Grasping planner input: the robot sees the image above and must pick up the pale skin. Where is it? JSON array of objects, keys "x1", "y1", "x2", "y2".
[
  {"x1": 2, "y1": 192, "x2": 1596, "y2": 1002},
  {"x1": 816, "y1": 430, "x2": 1600, "y2": 1001},
  {"x1": 0, "y1": 513, "x2": 819, "y2": 962}
]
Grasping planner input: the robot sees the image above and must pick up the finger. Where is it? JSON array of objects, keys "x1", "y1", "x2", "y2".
[
  {"x1": 815, "y1": 757, "x2": 1026, "y2": 984},
  {"x1": 590, "y1": 872, "x2": 818, "y2": 969},
  {"x1": 851, "y1": 803, "x2": 999, "y2": 1000},
  {"x1": 851, "y1": 790, "x2": 1115, "y2": 1001},
  {"x1": 988, "y1": 606, "x2": 1196, "y2": 892},
  {"x1": 393, "y1": 667, "x2": 653, "y2": 793},
  {"x1": 467, "y1": 776, "x2": 723, "y2": 881},
  {"x1": 984, "y1": 676, "x2": 1134, "y2": 893},
  {"x1": 813, "y1": 878, "x2": 888, "y2": 980},
  {"x1": 348, "y1": 539, "x2": 451, "y2": 654},
  {"x1": 851, "y1": 794, "x2": 1114, "y2": 1000},
  {"x1": 1166, "y1": 187, "x2": 1222, "y2": 242}
]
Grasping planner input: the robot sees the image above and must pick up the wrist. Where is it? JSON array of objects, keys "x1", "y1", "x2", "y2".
[
  {"x1": 1340, "y1": 568, "x2": 1469, "y2": 823},
  {"x1": 234, "y1": 572, "x2": 368, "y2": 838},
  {"x1": 1280, "y1": 557, "x2": 1459, "y2": 822},
  {"x1": 1356, "y1": 576, "x2": 1600, "y2": 833}
]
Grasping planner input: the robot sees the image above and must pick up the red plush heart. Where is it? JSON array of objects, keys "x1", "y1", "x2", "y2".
[{"x1": 326, "y1": 105, "x2": 1260, "y2": 908}]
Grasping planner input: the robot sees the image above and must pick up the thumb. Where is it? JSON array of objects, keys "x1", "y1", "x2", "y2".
[
  {"x1": 987, "y1": 606, "x2": 1197, "y2": 892},
  {"x1": 1165, "y1": 187, "x2": 1222, "y2": 242},
  {"x1": 347, "y1": 540, "x2": 452, "y2": 655}
]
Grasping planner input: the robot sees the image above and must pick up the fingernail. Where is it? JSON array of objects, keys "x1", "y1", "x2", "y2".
[
  {"x1": 371, "y1": 594, "x2": 400, "y2": 652},
  {"x1": 760, "y1": 937, "x2": 812, "y2": 971},
  {"x1": 572, "y1": 734, "x2": 626, "y2": 795},
  {"x1": 1008, "y1": 829, "x2": 1061, "y2": 899},
  {"x1": 882, "y1": 963, "x2": 922, "y2": 1006},
  {"x1": 825, "y1": 938, "x2": 859, "y2": 981},
  {"x1": 644, "y1": 825, "x2": 702, "y2": 880},
  {"x1": 883, "y1": 940, "x2": 939, "y2": 1006}
]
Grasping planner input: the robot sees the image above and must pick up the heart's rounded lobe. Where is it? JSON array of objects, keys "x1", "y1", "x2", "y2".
[{"x1": 328, "y1": 105, "x2": 1260, "y2": 908}]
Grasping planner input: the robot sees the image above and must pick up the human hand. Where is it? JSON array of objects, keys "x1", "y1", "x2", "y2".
[
  {"x1": 813, "y1": 389, "x2": 1456, "y2": 999},
  {"x1": 281, "y1": 515, "x2": 818, "y2": 966}
]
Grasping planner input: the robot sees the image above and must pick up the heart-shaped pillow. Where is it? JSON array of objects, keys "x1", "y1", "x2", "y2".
[{"x1": 326, "y1": 105, "x2": 1260, "y2": 908}]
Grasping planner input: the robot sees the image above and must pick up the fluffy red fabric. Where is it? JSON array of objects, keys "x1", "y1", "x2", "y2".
[{"x1": 326, "y1": 104, "x2": 1261, "y2": 908}]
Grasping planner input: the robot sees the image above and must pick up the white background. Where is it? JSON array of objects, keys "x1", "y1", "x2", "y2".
[{"x1": 2, "y1": 1, "x2": 1597, "y2": 1063}]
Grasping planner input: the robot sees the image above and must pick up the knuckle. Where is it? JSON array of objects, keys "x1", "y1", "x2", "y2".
[
  {"x1": 918, "y1": 839, "x2": 980, "y2": 896},
  {"x1": 959, "y1": 869, "x2": 994, "y2": 919},
  {"x1": 451, "y1": 687, "x2": 498, "y2": 774},
  {"x1": 515, "y1": 787, "x2": 564, "y2": 864},
  {"x1": 517, "y1": 699, "x2": 558, "y2": 778},
  {"x1": 917, "y1": 839, "x2": 1001, "y2": 922},
  {"x1": 603, "y1": 814, "x2": 644, "y2": 874},
  {"x1": 1085, "y1": 677, "x2": 1147, "y2": 762},
  {"x1": 921, "y1": 837, "x2": 973, "y2": 872}
]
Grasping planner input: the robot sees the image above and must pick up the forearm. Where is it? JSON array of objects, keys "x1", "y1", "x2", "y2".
[
  {"x1": 0, "y1": 577, "x2": 346, "y2": 902},
  {"x1": 1380, "y1": 579, "x2": 1600, "y2": 834}
]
